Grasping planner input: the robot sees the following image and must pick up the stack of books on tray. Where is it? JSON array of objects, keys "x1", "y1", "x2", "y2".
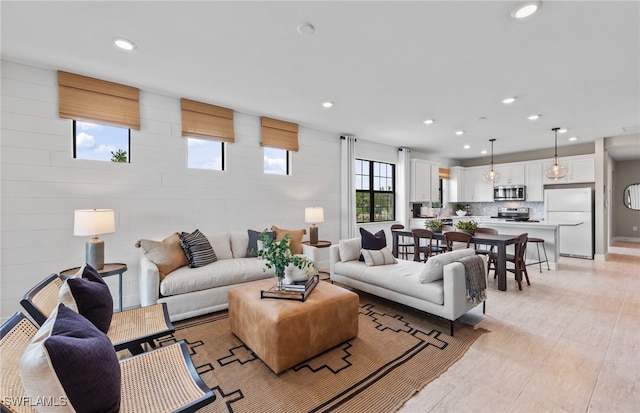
[{"x1": 283, "y1": 275, "x2": 316, "y2": 292}]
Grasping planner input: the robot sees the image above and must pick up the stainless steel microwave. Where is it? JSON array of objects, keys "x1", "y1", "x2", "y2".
[{"x1": 493, "y1": 185, "x2": 526, "y2": 201}]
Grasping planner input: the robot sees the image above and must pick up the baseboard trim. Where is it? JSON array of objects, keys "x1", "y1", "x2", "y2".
[{"x1": 612, "y1": 236, "x2": 640, "y2": 243}]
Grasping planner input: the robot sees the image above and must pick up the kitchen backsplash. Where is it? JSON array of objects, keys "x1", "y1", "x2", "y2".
[{"x1": 443, "y1": 202, "x2": 544, "y2": 219}]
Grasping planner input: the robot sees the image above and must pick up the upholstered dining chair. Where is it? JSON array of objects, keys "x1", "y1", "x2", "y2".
[
  {"x1": 488, "y1": 232, "x2": 530, "y2": 290},
  {"x1": 412, "y1": 229, "x2": 446, "y2": 262},
  {"x1": 391, "y1": 224, "x2": 414, "y2": 260},
  {"x1": 0, "y1": 312, "x2": 215, "y2": 413},
  {"x1": 443, "y1": 231, "x2": 472, "y2": 251},
  {"x1": 20, "y1": 273, "x2": 174, "y2": 355}
]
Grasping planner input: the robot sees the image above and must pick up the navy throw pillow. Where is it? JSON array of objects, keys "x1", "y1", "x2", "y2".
[
  {"x1": 359, "y1": 228, "x2": 387, "y2": 261},
  {"x1": 60, "y1": 264, "x2": 113, "y2": 333},
  {"x1": 20, "y1": 304, "x2": 121, "y2": 413}
]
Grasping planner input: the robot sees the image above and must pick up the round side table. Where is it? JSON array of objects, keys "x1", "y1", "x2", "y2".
[{"x1": 60, "y1": 263, "x2": 127, "y2": 312}]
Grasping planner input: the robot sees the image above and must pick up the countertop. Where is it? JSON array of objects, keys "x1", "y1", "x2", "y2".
[{"x1": 416, "y1": 216, "x2": 583, "y2": 229}]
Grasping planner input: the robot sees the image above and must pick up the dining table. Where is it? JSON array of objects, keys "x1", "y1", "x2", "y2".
[{"x1": 391, "y1": 229, "x2": 519, "y2": 291}]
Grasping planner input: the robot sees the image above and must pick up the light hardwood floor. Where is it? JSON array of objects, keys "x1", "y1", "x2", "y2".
[{"x1": 400, "y1": 241, "x2": 640, "y2": 413}]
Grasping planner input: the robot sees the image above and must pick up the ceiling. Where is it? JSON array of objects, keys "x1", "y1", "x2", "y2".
[{"x1": 2, "y1": 1, "x2": 639, "y2": 161}]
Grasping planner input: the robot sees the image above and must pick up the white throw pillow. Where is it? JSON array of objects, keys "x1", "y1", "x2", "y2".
[
  {"x1": 339, "y1": 238, "x2": 361, "y2": 262},
  {"x1": 360, "y1": 247, "x2": 398, "y2": 266},
  {"x1": 206, "y1": 232, "x2": 233, "y2": 260},
  {"x1": 419, "y1": 249, "x2": 475, "y2": 283}
]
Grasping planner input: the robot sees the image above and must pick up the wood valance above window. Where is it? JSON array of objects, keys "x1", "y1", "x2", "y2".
[
  {"x1": 57, "y1": 71, "x2": 140, "y2": 129},
  {"x1": 260, "y1": 117, "x2": 299, "y2": 152},
  {"x1": 439, "y1": 168, "x2": 451, "y2": 179},
  {"x1": 180, "y1": 98, "x2": 235, "y2": 143}
]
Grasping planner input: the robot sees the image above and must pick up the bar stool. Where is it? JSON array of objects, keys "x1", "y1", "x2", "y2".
[
  {"x1": 526, "y1": 237, "x2": 549, "y2": 273},
  {"x1": 391, "y1": 224, "x2": 414, "y2": 260}
]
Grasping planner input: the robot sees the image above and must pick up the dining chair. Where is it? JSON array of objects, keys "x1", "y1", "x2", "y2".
[
  {"x1": 488, "y1": 233, "x2": 530, "y2": 290},
  {"x1": 412, "y1": 229, "x2": 446, "y2": 262},
  {"x1": 0, "y1": 312, "x2": 215, "y2": 413},
  {"x1": 20, "y1": 274, "x2": 174, "y2": 355},
  {"x1": 474, "y1": 227, "x2": 498, "y2": 256},
  {"x1": 443, "y1": 231, "x2": 472, "y2": 251},
  {"x1": 391, "y1": 224, "x2": 414, "y2": 260}
]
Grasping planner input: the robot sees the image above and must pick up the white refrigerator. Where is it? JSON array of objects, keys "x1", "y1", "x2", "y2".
[{"x1": 544, "y1": 187, "x2": 594, "y2": 259}]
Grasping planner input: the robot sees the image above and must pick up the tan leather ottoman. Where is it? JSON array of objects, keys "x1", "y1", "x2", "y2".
[{"x1": 228, "y1": 278, "x2": 359, "y2": 374}]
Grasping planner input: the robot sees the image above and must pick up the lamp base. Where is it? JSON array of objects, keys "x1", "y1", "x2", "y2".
[
  {"x1": 86, "y1": 237, "x2": 105, "y2": 270},
  {"x1": 309, "y1": 226, "x2": 319, "y2": 245}
]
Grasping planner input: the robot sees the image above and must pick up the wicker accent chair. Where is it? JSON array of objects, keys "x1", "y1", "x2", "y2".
[
  {"x1": 20, "y1": 274, "x2": 174, "y2": 355},
  {"x1": 0, "y1": 312, "x2": 214, "y2": 413},
  {"x1": 443, "y1": 231, "x2": 472, "y2": 251},
  {"x1": 411, "y1": 229, "x2": 446, "y2": 262}
]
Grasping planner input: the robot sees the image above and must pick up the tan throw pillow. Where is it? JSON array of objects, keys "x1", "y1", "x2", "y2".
[
  {"x1": 135, "y1": 233, "x2": 188, "y2": 281},
  {"x1": 271, "y1": 225, "x2": 306, "y2": 254}
]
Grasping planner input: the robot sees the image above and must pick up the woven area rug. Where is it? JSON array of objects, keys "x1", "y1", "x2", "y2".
[{"x1": 159, "y1": 291, "x2": 487, "y2": 413}]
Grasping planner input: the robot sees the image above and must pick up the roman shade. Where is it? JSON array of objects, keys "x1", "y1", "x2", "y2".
[
  {"x1": 260, "y1": 117, "x2": 299, "y2": 152},
  {"x1": 58, "y1": 71, "x2": 140, "y2": 129},
  {"x1": 439, "y1": 168, "x2": 451, "y2": 179},
  {"x1": 180, "y1": 98, "x2": 235, "y2": 143}
]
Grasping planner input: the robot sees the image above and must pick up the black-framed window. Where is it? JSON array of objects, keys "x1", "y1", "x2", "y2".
[
  {"x1": 264, "y1": 147, "x2": 290, "y2": 175},
  {"x1": 355, "y1": 159, "x2": 395, "y2": 223},
  {"x1": 73, "y1": 120, "x2": 130, "y2": 163},
  {"x1": 187, "y1": 138, "x2": 225, "y2": 171}
]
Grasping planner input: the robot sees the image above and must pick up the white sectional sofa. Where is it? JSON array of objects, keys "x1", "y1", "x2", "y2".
[
  {"x1": 329, "y1": 240, "x2": 486, "y2": 335},
  {"x1": 139, "y1": 231, "x2": 318, "y2": 321}
]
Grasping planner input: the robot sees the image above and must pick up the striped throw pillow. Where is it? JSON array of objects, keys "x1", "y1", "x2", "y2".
[
  {"x1": 179, "y1": 229, "x2": 217, "y2": 268},
  {"x1": 360, "y1": 247, "x2": 397, "y2": 266}
]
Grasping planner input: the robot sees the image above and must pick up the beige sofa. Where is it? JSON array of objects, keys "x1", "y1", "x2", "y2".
[
  {"x1": 329, "y1": 240, "x2": 486, "y2": 335},
  {"x1": 139, "y1": 231, "x2": 318, "y2": 321}
]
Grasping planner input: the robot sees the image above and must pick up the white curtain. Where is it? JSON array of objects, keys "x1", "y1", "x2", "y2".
[
  {"x1": 340, "y1": 136, "x2": 357, "y2": 239},
  {"x1": 397, "y1": 147, "x2": 411, "y2": 228}
]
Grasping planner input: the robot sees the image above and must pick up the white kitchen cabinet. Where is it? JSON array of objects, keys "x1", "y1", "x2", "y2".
[
  {"x1": 525, "y1": 162, "x2": 543, "y2": 201},
  {"x1": 494, "y1": 164, "x2": 525, "y2": 185},
  {"x1": 410, "y1": 160, "x2": 439, "y2": 202},
  {"x1": 542, "y1": 155, "x2": 595, "y2": 184},
  {"x1": 463, "y1": 167, "x2": 493, "y2": 202},
  {"x1": 447, "y1": 166, "x2": 465, "y2": 203}
]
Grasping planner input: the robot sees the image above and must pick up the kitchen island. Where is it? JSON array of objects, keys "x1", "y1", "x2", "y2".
[{"x1": 412, "y1": 216, "x2": 583, "y2": 270}]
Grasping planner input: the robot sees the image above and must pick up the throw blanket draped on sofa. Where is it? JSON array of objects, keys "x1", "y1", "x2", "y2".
[{"x1": 458, "y1": 255, "x2": 486, "y2": 304}]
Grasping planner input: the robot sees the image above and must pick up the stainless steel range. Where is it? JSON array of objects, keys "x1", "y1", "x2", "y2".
[{"x1": 493, "y1": 207, "x2": 532, "y2": 222}]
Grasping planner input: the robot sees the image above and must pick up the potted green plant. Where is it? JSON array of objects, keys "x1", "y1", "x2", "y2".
[
  {"x1": 256, "y1": 231, "x2": 313, "y2": 291},
  {"x1": 455, "y1": 204, "x2": 467, "y2": 216},
  {"x1": 455, "y1": 220, "x2": 478, "y2": 235},
  {"x1": 425, "y1": 219, "x2": 443, "y2": 233}
]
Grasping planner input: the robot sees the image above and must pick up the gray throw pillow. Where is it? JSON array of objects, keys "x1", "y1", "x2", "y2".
[{"x1": 247, "y1": 230, "x2": 275, "y2": 257}]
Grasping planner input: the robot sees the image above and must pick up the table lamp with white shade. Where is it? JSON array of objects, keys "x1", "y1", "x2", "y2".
[
  {"x1": 305, "y1": 207, "x2": 324, "y2": 245},
  {"x1": 73, "y1": 209, "x2": 115, "y2": 270}
]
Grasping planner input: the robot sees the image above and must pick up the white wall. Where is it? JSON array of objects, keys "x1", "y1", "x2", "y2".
[{"x1": 0, "y1": 61, "x2": 342, "y2": 319}]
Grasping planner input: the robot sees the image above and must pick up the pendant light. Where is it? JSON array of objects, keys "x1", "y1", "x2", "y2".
[
  {"x1": 545, "y1": 127, "x2": 568, "y2": 180},
  {"x1": 483, "y1": 138, "x2": 501, "y2": 184}
]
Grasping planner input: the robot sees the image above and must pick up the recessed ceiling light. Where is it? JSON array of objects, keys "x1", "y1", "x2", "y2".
[
  {"x1": 528, "y1": 114, "x2": 540, "y2": 120},
  {"x1": 322, "y1": 101, "x2": 333, "y2": 108},
  {"x1": 569, "y1": 136, "x2": 578, "y2": 141},
  {"x1": 423, "y1": 119, "x2": 435, "y2": 125},
  {"x1": 455, "y1": 130, "x2": 465, "y2": 136},
  {"x1": 113, "y1": 37, "x2": 136, "y2": 51},
  {"x1": 464, "y1": 145, "x2": 471, "y2": 149},
  {"x1": 502, "y1": 97, "x2": 517, "y2": 104},
  {"x1": 558, "y1": 128, "x2": 568, "y2": 133},
  {"x1": 481, "y1": 150, "x2": 488, "y2": 154},
  {"x1": 297, "y1": 22, "x2": 315, "y2": 35},
  {"x1": 511, "y1": 1, "x2": 541, "y2": 20}
]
